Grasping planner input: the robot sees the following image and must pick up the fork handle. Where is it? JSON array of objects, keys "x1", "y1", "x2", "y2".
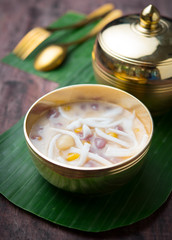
[
  {"x1": 61, "y1": 10, "x2": 123, "y2": 47},
  {"x1": 46, "y1": 4, "x2": 114, "y2": 31}
]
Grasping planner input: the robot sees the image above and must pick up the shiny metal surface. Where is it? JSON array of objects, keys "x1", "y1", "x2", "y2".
[
  {"x1": 92, "y1": 4, "x2": 172, "y2": 114},
  {"x1": 24, "y1": 84, "x2": 153, "y2": 194},
  {"x1": 139, "y1": 5, "x2": 160, "y2": 30}
]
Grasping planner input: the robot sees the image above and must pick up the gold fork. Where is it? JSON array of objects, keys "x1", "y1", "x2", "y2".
[{"x1": 13, "y1": 4, "x2": 114, "y2": 60}]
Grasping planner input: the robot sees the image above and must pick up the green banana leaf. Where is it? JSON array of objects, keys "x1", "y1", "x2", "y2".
[{"x1": 1, "y1": 12, "x2": 172, "y2": 232}]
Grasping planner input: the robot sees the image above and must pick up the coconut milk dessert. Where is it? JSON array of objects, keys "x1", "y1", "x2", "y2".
[{"x1": 29, "y1": 101, "x2": 148, "y2": 168}]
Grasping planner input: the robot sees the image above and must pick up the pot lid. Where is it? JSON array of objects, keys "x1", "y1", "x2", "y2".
[{"x1": 98, "y1": 4, "x2": 172, "y2": 67}]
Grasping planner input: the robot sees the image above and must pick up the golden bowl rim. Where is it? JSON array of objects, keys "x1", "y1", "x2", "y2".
[{"x1": 24, "y1": 84, "x2": 154, "y2": 173}]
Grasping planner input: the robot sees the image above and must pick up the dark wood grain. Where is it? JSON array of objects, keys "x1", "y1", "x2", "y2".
[{"x1": 0, "y1": 0, "x2": 171, "y2": 239}]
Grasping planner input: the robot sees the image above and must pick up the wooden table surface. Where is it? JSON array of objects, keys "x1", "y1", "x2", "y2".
[{"x1": 0, "y1": 0, "x2": 171, "y2": 239}]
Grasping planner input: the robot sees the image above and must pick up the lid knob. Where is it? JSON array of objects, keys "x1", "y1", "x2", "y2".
[{"x1": 140, "y1": 4, "x2": 160, "y2": 30}]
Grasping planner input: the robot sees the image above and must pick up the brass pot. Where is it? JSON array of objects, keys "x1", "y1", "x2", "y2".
[{"x1": 92, "y1": 5, "x2": 172, "y2": 114}]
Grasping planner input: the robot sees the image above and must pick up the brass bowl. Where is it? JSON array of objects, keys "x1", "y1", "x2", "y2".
[
  {"x1": 92, "y1": 5, "x2": 172, "y2": 115},
  {"x1": 24, "y1": 84, "x2": 153, "y2": 194}
]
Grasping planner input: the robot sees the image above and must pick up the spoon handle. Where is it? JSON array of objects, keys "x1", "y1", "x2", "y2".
[
  {"x1": 62, "y1": 10, "x2": 123, "y2": 47},
  {"x1": 46, "y1": 4, "x2": 115, "y2": 32}
]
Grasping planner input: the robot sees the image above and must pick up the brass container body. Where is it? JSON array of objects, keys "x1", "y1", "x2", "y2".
[
  {"x1": 24, "y1": 84, "x2": 153, "y2": 194},
  {"x1": 92, "y1": 5, "x2": 172, "y2": 114}
]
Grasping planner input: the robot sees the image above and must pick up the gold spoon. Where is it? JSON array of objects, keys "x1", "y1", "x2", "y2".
[
  {"x1": 34, "y1": 9, "x2": 122, "y2": 71},
  {"x1": 13, "y1": 4, "x2": 115, "y2": 60}
]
